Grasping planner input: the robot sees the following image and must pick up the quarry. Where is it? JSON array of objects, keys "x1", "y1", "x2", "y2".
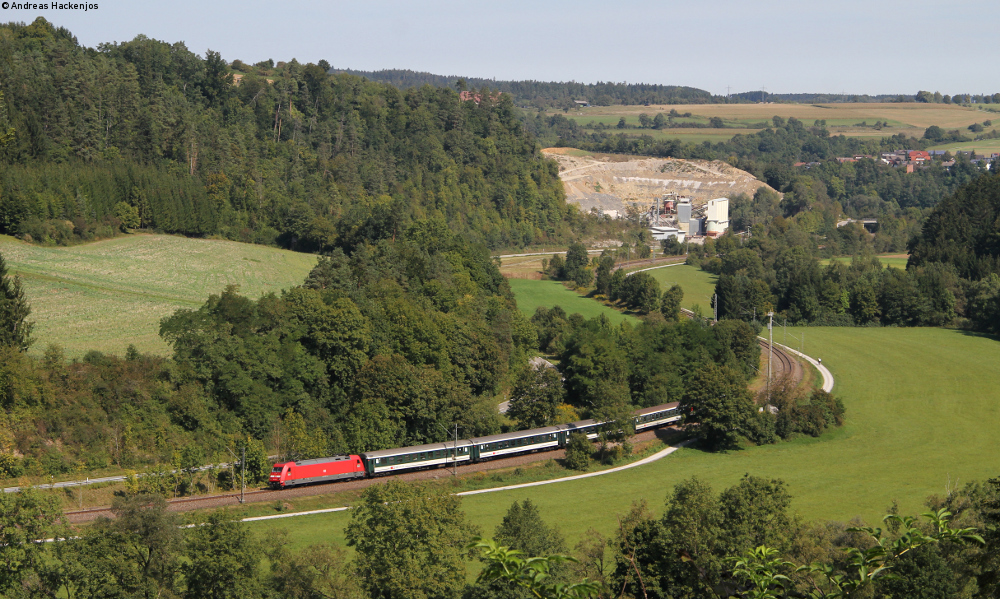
[{"x1": 542, "y1": 148, "x2": 775, "y2": 217}]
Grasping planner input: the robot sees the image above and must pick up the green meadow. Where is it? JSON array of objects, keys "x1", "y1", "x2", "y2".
[
  {"x1": 507, "y1": 278, "x2": 637, "y2": 325},
  {"x1": 641, "y1": 264, "x2": 719, "y2": 313},
  {"x1": 821, "y1": 255, "x2": 908, "y2": 269},
  {"x1": 249, "y1": 327, "x2": 1000, "y2": 552},
  {"x1": 0, "y1": 234, "x2": 317, "y2": 357},
  {"x1": 927, "y1": 138, "x2": 1000, "y2": 154}
]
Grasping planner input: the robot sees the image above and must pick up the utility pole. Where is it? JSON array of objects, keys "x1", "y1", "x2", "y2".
[
  {"x1": 453, "y1": 423, "x2": 459, "y2": 477},
  {"x1": 241, "y1": 444, "x2": 246, "y2": 504},
  {"x1": 713, "y1": 293, "x2": 718, "y2": 322},
  {"x1": 767, "y1": 312, "x2": 774, "y2": 403}
]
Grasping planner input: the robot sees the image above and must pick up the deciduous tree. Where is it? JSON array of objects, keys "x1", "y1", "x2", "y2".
[
  {"x1": 346, "y1": 481, "x2": 478, "y2": 599},
  {"x1": 508, "y1": 364, "x2": 564, "y2": 429}
]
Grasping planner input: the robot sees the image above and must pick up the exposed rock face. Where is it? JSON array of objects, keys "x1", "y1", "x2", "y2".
[{"x1": 543, "y1": 148, "x2": 776, "y2": 213}]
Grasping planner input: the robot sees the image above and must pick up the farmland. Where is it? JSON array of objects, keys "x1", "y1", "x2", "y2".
[
  {"x1": 552, "y1": 102, "x2": 1000, "y2": 145},
  {"x1": 249, "y1": 327, "x2": 1000, "y2": 552},
  {"x1": 822, "y1": 254, "x2": 909, "y2": 269},
  {"x1": 927, "y1": 137, "x2": 1000, "y2": 154},
  {"x1": 507, "y1": 278, "x2": 636, "y2": 325},
  {"x1": 640, "y1": 264, "x2": 719, "y2": 313},
  {"x1": 0, "y1": 234, "x2": 317, "y2": 357}
]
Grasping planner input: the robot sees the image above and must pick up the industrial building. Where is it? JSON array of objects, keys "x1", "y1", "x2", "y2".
[
  {"x1": 677, "y1": 198, "x2": 692, "y2": 234},
  {"x1": 648, "y1": 226, "x2": 686, "y2": 243},
  {"x1": 705, "y1": 198, "x2": 729, "y2": 237},
  {"x1": 647, "y1": 195, "x2": 727, "y2": 241}
]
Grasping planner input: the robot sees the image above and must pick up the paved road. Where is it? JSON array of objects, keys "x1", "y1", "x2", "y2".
[
  {"x1": 4, "y1": 460, "x2": 257, "y2": 494},
  {"x1": 776, "y1": 343, "x2": 834, "y2": 392}
]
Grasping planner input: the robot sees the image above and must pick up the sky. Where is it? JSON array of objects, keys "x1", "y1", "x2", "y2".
[{"x1": 12, "y1": 0, "x2": 1000, "y2": 96}]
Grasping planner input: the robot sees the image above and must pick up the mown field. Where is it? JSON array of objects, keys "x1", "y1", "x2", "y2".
[
  {"x1": 0, "y1": 234, "x2": 318, "y2": 357},
  {"x1": 927, "y1": 138, "x2": 1000, "y2": 154},
  {"x1": 507, "y1": 278, "x2": 636, "y2": 325},
  {"x1": 249, "y1": 327, "x2": 1000, "y2": 555},
  {"x1": 822, "y1": 254, "x2": 909, "y2": 269},
  {"x1": 639, "y1": 264, "x2": 719, "y2": 313},
  {"x1": 552, "y1": 102, "x2": 999, "y2": 145}
]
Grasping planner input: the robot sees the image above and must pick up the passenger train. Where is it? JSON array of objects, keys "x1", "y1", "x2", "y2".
[{"x1": 269, "y1": 402, "x2": 681, "y2": 489}]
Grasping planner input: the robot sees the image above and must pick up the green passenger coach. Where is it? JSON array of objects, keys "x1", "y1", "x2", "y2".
[{"x1": 361, "y1": 440, "x2": 473, "y2": 476}]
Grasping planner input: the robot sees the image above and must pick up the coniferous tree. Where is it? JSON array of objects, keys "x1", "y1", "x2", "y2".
[{"x1": 0, "y1": 253, "x2": 33, "y2": 351}]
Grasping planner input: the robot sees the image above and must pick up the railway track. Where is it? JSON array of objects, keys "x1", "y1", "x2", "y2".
[
  {"x1": 64, "y1": 427, "x2": 677, "y2": 523},
  {"x1": 758, "y1": 338, "x2": 802, "y2": 384},
  {"x1": 612, "y1": 256, "x2": 686, "y2": 272}
]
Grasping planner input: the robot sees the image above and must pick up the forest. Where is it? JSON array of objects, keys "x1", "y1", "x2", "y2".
[{"x1": 0, "y1": 18, "x2": 626, "y2": 252}]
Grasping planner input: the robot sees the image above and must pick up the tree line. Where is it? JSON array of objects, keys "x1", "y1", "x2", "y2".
[
  {"x1": 692, "y1": 172, "x2": 1000, "y2": 335},
  {"x1": 336, "y1": 68, "x2": 714, "y2": 110}
]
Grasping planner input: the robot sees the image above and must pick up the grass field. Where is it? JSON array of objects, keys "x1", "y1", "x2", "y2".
[
  {"x1": 507, "y1": 278, "x2": 636, "y2": 325},
  {"x1": 640, "y1": 264, "x2": 719, "y2": 313},
  {"x1": 551, "y1": 102, "x2": 999, "y2": 144},
  {"x1": 822, "y1": 254, "x2": 909, "y2": 269},
  {"x1": 248, "y1": 327, "x2": 1000, "y2": 552},
  {"x1": 0, "y1": 234, "x2": 317, "y2": 357},
  {"x1": 927, "y1": 138, "x2": 1000, "y2": 154}
]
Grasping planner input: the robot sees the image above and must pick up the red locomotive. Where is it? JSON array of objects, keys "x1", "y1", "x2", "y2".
[{"x1": 269, "y1": 454, "x2": 365, "y2": 489}]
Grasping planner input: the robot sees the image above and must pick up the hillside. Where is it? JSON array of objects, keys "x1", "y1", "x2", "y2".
[
  {"x1": 0, "y1": 234, "x2": 317, "y2": 357},
  {"x1": 543, "y1": 148, "x2": 775, "y2": 213},
  {"x1": 0, "y1": 18, "x2": 573, "y2": 252}
]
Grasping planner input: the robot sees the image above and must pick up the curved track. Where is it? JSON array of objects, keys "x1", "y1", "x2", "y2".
[{"x1": 759, "y1": 338, "x2": 802, "y2": 384}]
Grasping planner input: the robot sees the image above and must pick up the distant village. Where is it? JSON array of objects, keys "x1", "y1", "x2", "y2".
[{"x1": 796, "y1": 150, "x2": 996, "y2": 172}]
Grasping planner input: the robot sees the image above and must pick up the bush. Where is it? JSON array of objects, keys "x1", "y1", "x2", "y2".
[
  {"x1": 702, "y1": 256, "x2": 723, "y2": 274},
  {"x1": 41, "y1": 449, "x2": 70, "y2": 476},
  {"x1": 770, "y1": 381, "x2": 845, "y2": 439},
  {"x1": 0, "y1": 453, "x2": 24, "y2": 478},
  {"x1": 661, "y1": 237, "x2": 684, "y2": 255},
  {"x1": 564, "y1": 433, "x2": 591, "y2": 471}
]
